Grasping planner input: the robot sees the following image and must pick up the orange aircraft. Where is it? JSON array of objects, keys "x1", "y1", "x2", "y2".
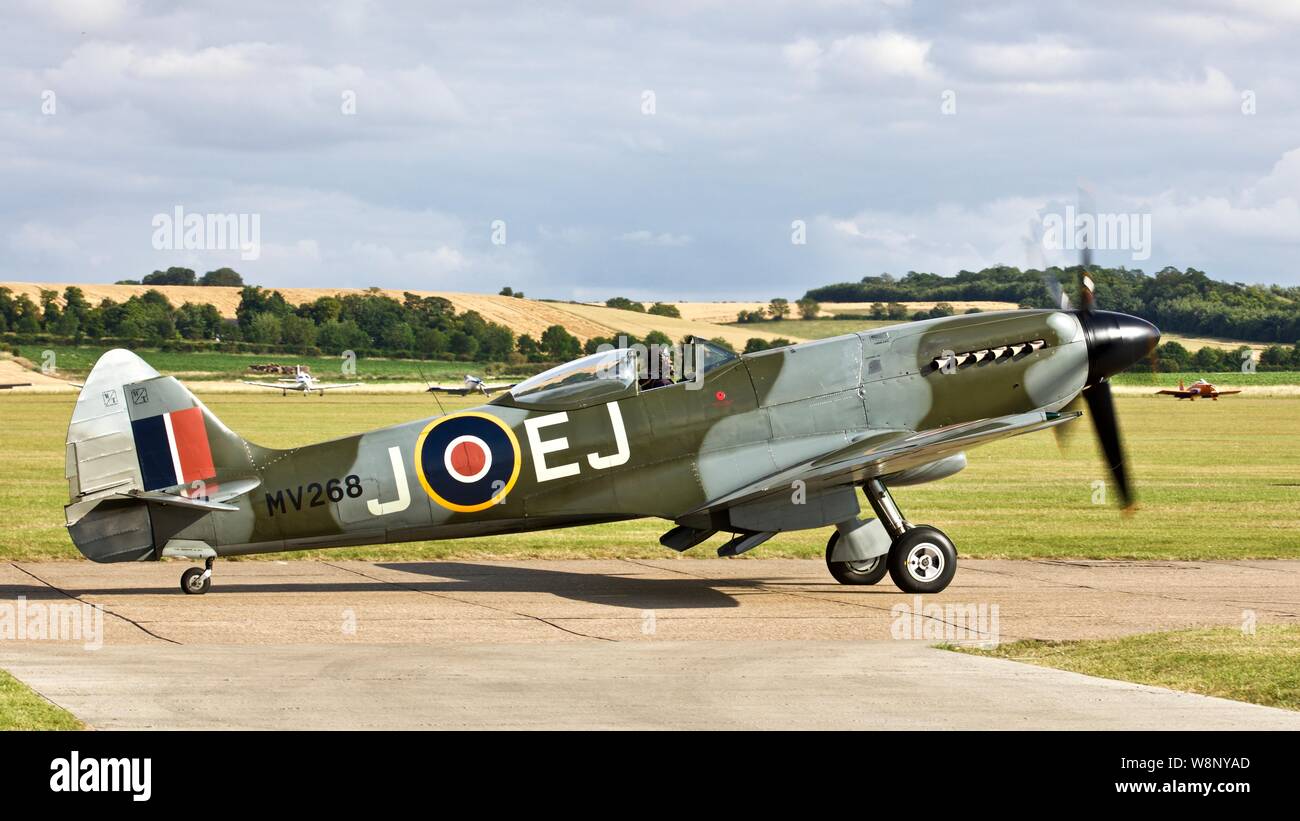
[{"x1": 1156, "y1": 378, "x2": 1241, "y2": 400}]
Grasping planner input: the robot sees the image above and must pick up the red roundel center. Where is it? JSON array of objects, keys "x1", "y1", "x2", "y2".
[{"x1": 449, "y1": 440, "x2": 487, "y2": 477}]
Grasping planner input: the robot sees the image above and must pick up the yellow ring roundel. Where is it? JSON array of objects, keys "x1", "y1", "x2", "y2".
[{"x1": 414, "y1": 412, "x2": 521, "y2": 512}]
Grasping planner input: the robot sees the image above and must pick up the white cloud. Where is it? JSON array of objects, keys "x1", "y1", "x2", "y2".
[
  {"x1": 32, "y1": 41, "x2": 467, "y2": 149},
  {"x1": 3, "y1": 2, "x2": 1300, "y2": 295},
  {"x1": 782, "y1": 38, "x2": 823, "y2": 73},
  {"x1": 814, "y1": 144, "x2": 1300, "y2": 282},
  {"x1": 1138, "y1": 11, "x2": 1275, "y2": 44},
  {"x1": 36, "y1": 0, "x2": 133, "y2": 29},
  {"x1": 963, "y1": 38, "x2": 1093, "y2": 78},
  {"x1": 818, "y1": 196, "x2": 1050, "y2": 277},
  {"x1": 786, "y1": 31, "x2": 936, "y2": 86},
  {"x1": 260, "y1": 239, "x2": 322, "y2": 262},
  {"x1": 10, "y1": 221, "x2": 83, "y2": 258},
  {"x1": 619, "y1": 230, "x2": 693, "y2": 247},
  {"x1": 998, "y1": 66, "x2": 1239, "y2": 115}
]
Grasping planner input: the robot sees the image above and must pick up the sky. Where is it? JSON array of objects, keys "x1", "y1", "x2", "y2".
[{"x1": 3, "y1": 0, "x2": 1300, "y2": 300}]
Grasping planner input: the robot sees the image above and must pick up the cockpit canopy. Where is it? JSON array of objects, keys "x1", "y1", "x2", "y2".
[
  {"x1": 679, "y1": 337, "x2": 737, "y2": 381},
  {"x1": 496, "y1": 338, "x2": 740, "y2": 409},
  {"x1": 504, "y1": 349, "x2": 638, "y2": 407}
]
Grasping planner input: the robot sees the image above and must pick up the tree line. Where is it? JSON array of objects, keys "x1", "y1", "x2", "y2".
[
  {"x1": 6, "y1": 277, "x2": 1295, "y2": 371},
  {"x1": 0, "y1": 285, "x2": 589, "y2": 363},
  {"x1": 0, "y1": 284, "x2": 797, "y2": 365},
  {"x1": 805, "y1": 266, "x2": 1300, "y2": 345},
  {"x1": 116, "y1": 266, "x2": 246, "y2": 287}
]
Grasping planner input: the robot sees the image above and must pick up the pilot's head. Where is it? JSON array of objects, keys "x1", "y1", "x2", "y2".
[{"x1": 657, "y1": 348, "x2": 673, "y2": 380}]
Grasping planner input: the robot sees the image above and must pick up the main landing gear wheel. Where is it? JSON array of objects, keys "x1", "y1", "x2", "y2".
[
  {"x1": 887, "y1": 526, "x2": 957, "y2": 594},
  {"x1": 180, "y1": 557, "x2": 214, "y2": 595},
  {"x1": 825, "y1": 531, "x2": 889, "y2": 585}
]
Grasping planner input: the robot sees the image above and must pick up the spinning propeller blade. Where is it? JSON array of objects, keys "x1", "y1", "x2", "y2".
[{"x1": 1061, "y1": 180, "x2": 1154, "y2": 511}]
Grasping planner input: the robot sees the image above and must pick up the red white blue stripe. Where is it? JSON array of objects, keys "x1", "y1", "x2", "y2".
[{"x1": 131, "y1": 406, "x2": 216, "y2": 491}]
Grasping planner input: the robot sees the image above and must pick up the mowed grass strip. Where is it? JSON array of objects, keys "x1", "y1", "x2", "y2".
[
  {"x1": 0, "y1": 669, "x2": 83, "y2": 730},
  {"x1": 952, "y1": 626, "x2": 1300, "y2": 711},
  {"x1": 1, "y1": 393, "x2": 1297, "y2": 561},
  {"x1": 1114, "y1": 370, "x2": 1300, "y2": 387},
  {"x1": 15, "y1": 344, "x2": 514, "y2": 382}
]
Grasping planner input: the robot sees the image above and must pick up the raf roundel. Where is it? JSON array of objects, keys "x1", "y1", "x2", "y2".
[{"x1": 415, "y1": 412, "x2": 521, "y2": 512}]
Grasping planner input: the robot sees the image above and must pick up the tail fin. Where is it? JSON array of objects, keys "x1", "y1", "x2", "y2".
[{"x1": 64, "y1": 349, "x2": 266, "y2": 561}]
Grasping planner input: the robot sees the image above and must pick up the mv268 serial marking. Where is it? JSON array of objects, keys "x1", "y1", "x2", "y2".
[{"x1": 265, "y1": 475, "x2": 364, "y2": 516}]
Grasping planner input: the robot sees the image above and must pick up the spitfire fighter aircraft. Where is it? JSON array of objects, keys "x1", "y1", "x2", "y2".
[
  {"x1": 425, "y1": 374, "x2": 516, "y2": 397},
  {"x1": 1155, "y1": 378, "x2": 1241, "y2": 400},
  {"x1": 63, "y1": 279, "x2": 1158, "y2": 596},
  {"x1": 241, "y1": 366, "x2": 359, "y2": 397}
]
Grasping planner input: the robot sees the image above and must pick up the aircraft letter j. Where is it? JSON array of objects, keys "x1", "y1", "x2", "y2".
[
  {"x1": 587, "y1": 402, "x2": 630, "y2": 469},
  {"x1": 367, "y1": 446, "x2": 412, "y2": 515}
]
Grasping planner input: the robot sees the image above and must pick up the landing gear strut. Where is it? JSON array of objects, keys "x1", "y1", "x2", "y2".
[
  {"x1": 826, "y1": 479, "x2": 957, "y2": 593},
  {"x1": 180, "y1": 557, "x2": 214, "y2": 595}
]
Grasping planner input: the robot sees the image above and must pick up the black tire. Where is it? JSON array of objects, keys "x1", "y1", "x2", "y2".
[
  {"x1": 887, "y1": 526, "x2": 957, "y2": 594},
  {"x1": 825, "y1": 531, "x2": 889, "y2": 585},
  {"x1": 180, "y1": 566, "x2": 211, "y2": 595}
]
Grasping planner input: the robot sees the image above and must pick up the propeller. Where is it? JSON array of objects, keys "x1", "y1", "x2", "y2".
[
  {"x1": 1044, "y1": 182, "x2": 1154, "y2": 512},
  {"x1": 1082, "y1": 378, "x2": 1133, "y2": 510},
  {"x1": 1076, "y1": 181, "x2": 1097, "y2": 311}
]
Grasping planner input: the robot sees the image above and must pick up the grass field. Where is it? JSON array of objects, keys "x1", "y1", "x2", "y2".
[
  {"x1": 1112, "y1": 370, "x2": 1300, "y2": 387},
  {"x1": 953, "y1": 626, "x2": 1300, "y2": 711},
  {"x1": 3, "y1": 391, "x2": 1297, "y2": 562},
  {"x1": 0, "y1": 669, "x2": 82, "y2": 730},
  {"x1": 9, "y1": 343, "x2": 519, "y2": 382}
]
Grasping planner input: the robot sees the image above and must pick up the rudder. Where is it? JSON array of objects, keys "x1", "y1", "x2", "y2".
[{"x1": 64, "y1": 349, "x2": 266, "y2": 561}]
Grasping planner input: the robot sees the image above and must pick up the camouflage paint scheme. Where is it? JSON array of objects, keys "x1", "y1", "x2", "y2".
[{"x1": 64, "y1": 309, "x2": 1106, "y2": 564}]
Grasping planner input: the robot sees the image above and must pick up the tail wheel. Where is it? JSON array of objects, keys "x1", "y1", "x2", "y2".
[
  {"x1": 887, "y1": 526, "x2": 957, "y2": 594},
  {"x1": 180, "y1": 566, "x2": 211, "y2": 595},
  {"x1": 825, "y1": 531, "x2": 889, "y2": 585}
]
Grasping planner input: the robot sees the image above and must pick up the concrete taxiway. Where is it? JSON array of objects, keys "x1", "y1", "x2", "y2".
[{"x1": 1, "y1": 558, "x2": 1297, "y2": 729}]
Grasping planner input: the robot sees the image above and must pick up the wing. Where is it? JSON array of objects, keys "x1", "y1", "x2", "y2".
[
  {"x1": 425, "y1": 385, "x2": 470, "y2": 395},
  {"x1": 1215, "y1": 390, "x2": 1242, "y2": 396},
  {"x1": 1155, "y1": 390, "x2": 1191, "y2": 397},
  {"x1": 685, "y1": 410, "x2": 1080, "y2": 518},
  {"x1": 242, "y1": 381, "x2": 298, "y2": 390},
  {"x1": 479, "y1": 383, "x2": 516, "y2": 394},
  {"x1": 313, "y1": 383, "x2": 359, "y2": 391}
]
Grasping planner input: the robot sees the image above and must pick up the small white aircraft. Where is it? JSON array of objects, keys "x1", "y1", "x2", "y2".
[
  {"x1": 242, "y1": 366, "x2": 359, "y2": 397},
  {"x1": 424, "y1": 374, "x2": 516, "y2": 397}
]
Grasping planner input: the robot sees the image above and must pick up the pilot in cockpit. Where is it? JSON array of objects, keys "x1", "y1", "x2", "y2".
[{"x1": 639, "y1": 347, "x2": 675, "y2": 391}]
